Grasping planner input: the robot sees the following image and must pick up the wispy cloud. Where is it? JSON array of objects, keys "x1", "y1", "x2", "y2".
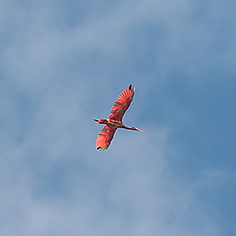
[{"x1": 0, "y1": 0, "x2": 235, "y2": 235}]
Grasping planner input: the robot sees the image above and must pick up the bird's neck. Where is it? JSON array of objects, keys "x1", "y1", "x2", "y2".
[{"x1": 123, "y1": 125, "x2": 132, "y2": 130}]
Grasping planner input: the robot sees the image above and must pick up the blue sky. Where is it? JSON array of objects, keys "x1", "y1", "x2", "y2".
[{"x1": 1, "y1": 0, "x2": 236, "y2": 235}]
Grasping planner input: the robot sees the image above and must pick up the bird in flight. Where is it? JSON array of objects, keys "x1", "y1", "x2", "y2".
[{"x1": 93, "y1": 84, "x2": 146, "y2": 150}]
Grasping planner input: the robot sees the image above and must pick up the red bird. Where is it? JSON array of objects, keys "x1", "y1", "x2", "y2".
[{"x1": 93, "y1": 84, "x2": 146, "y2": 150}]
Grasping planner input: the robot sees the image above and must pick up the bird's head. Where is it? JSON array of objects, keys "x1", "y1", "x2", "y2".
[{"x1": 130, "y1": 126, "x2": 147, "y2": 135}]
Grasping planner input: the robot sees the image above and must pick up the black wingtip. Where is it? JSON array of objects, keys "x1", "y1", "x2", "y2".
[{"x1": 129, "y1": 84, "x2": 133, "y2": 90}]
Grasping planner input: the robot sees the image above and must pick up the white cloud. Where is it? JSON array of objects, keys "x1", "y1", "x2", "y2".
[
  {"x1": 0, "y1": 0, "x2": 232, "y2": 235},
  {"x1": 0, "y1": 118, "x2": 221, "y2": 236}
]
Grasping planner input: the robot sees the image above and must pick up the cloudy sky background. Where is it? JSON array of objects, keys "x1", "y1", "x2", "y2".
[{"x1": 1, "y1": 0, "x2": 236, "y2": 235}]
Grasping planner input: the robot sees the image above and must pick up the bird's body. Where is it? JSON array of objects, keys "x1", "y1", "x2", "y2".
[{"x1": 93, "y1": 84, "x2": 146, "y2": 150}]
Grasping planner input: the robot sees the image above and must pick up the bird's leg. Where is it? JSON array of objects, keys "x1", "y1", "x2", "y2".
[{"x1": 93, "y1": 118, "x2": 108, "y2": 124}]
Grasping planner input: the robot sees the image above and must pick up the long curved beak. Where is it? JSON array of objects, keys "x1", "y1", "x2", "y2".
[
  {"x1": 93, "y1": 118, "x2": 99, "y2": 122},
  {"x1": 135, "y1": 128, "x2": 147, "y2": 135}
]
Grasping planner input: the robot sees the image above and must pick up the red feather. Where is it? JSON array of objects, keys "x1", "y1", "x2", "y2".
[
  {"x1": 94, "y1": 84, "x2": 144, "y2": 151},
  {"x1": 108, "y1": 84, "x2": 135, "y2": 121},
  {"x1": 96, "y1": 125, "x2": 117, "y2": 150}
]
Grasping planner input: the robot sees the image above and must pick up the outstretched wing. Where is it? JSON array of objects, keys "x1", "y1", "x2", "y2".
[
  {"x1": 108, "y1": 84, "x2": 135, "y2": 121},
  {"x1": 96, "y1": 125, "x2": 117, "y2": 150}
]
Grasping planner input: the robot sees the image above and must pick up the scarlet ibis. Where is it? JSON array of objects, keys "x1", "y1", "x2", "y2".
[{"x1": 93, "y1": 84, "x2": 146, "y2": 150}]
